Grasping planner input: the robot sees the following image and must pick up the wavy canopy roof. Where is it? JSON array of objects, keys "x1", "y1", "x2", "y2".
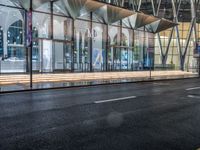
[
  {"x1": 60, "y1": 0, "x2": 104, "y2": 19},
  {"x1": 94, "y1": 4, "x2": 134, "y2": 24},
  {"x1": 5, "y1": 0, "x2": 177, "y2": 33},
  {"x1": 123, "y1": 13, "x2": 159, "y2": 29},
  {"x1": 145, "y1": 18, "x2": 178, "y2": 33}
]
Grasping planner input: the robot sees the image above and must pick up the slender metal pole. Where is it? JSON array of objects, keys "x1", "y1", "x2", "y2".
[
  {"x1": 50, "y1": 1, "x2": 53, "y2": 40},
  {"x1": 199, "y1": 56, "x2": 200, "y2": 77},
  {"x1": 50, "y1": 1, "x2": 54, "y2": 72},
  {"x1": 71, "y1": 19, "x2": 75, "y2": 72},
  {"x1": 25, "y1": 12, "x2": 28, "y2": 73},
  {"x1": 142, "y1": 27, "x2": 145, "y2": 69},
  {"x1": 120, "y1": 20, "x2": 122, "y2": 71},
  {"x1": 0, "y1": 57, "x2": 1, "y2": 75},
  {"x1": 149, "y1": 49, "x2": 152, "y2": 79},
  {"x1": 132, "y1": 30, "x2": 134, "y2": 71},
  {"x1": 90, "y1": 12, "x2": 93, "y2": 72},
  {"x1": 29, "y1": 0, "x2": 33, "y2": 88},
  {"x1": 106, "y1": 24, "x2": 108, "y2": 71}
]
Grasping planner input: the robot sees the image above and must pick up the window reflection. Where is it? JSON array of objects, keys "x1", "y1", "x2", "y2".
[
  {"x1": 92, "y1": 23, "x2": 107, "y2": 71},
  {"x1": 0, "y1": 6, "x2": 26, "y2": 73},
  {"x1": 74, "y1": 20, "x2": 90, "y2": 72},
  {"x1": 32, "y1": 12, "x2": 51, "y2": 39},
  {"x1": 7, "y1": 20, "x2": 24, "y2": 59}
]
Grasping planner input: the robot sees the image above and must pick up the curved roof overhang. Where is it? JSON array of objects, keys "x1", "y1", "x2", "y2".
[
  {"x1": 60, "y1": 0, "x2": 105, "y2": 19},
  {"x1": 6, "y1": 0, "x2": 177, "y2": 33},
  {"x1": 93, "y1": 4, "x2": 134, "y2": 24},
  {"x1": 145, "y1": 18, "x2": 178, "y2": 33},
  {"x1": 123, "y1": 12, "x2": 159, "y2": 29}
]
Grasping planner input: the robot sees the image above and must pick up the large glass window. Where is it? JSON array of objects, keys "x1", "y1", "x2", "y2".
[
  {"x1": 32, "y1": 27, "x2": 39, "y2": 61},
  {"x1": 74, "y1": 20, "x2": 90, "y2": 72},
  {"x1": 134, "y1": 29, "x2": 145, "y2": 70},
  {"x1": 53, "y1": 16, "x2": 73, "y2": 72},
  {"x1": 7, "y1": 20, "x2": 24, "y2": 59},
  {"x1": 0, "y1": 6, "x2": 26, "y2": 73},
  {"x1": 53, "y1": 15, "x2": 72, "y2": 41},
  {"x1": 122, "y1": 28, "x2": 134, "y2": 70},
  {"x1": 33, "y1": 0, "x2": 51, "y2": 13},
  {"x1": 33, "y1": 12, "x2": 51, "y2": 39},
  {"x1": 0, "y1": 4, "x2": 28, "y2": 92},
  {"x1": 32, "y1": 12, "x2": 73, "y2": 73},
  {"x1": 144, "y1": 32, "x2": 154, "y2": 69},
  {"x1": 108, "y1": 25, "x2": 120, "y2": 71},
  {"x1": 92, "y1": 22, "x2": 107, "y2": 71},
  {"x1": 32, "y1": 12, "x2": 51, "y2": 72}
]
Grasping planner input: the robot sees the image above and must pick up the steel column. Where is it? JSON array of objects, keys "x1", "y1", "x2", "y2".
[
  {"x1": 29, "y1": 0, "x2": 33, "y2": 88},
  {"x1": 105, "y1": 24, "x2": 108, "y2": 71},
  {"x1": 71, "y1": 19, "x2": 75, "y2": 72},
  {"x1": 90, "y1": 12, "x2": 93, "y2": 72}
]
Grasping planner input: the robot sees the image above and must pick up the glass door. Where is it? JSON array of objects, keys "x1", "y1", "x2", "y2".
[
  {"x1": 53, "y1": 41, "x2": 72, "y2": 72},
  {"x1": 32, "y1": 39, "x2": 53, "y2": 73},
  {"x1": 108, "y1": 46, "x2": 121, "y2": 71},
  {"x1": 121, "y1": 47, "x2": 128, "y2": 70},
  {"x1": 53, "y1": 41, "x2": 64, "y2": 71},
  {"x1": 123, "y1": 48, "x2": 134, "y2": 71},
  {"x1": 42, "y1": 40, "x2": 53, "y2": 72},
  {"x1": 113, "y1": 47, "x2": 121, "y2": 71}
]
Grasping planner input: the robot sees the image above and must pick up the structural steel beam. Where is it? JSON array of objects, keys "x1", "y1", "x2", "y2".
[
  {"x1": 123, "y1": 12, "x2": 158, "y2": 30},
  {"x1": 93, "y1": 4, "x2": 134, "y2": 24},
  {"x1": 145, "y1": 19, "x2": 178, "y2": 33}
]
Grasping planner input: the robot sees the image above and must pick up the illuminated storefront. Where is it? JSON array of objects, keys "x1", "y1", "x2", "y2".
[{"x1": 0, "y1": 0, "x2": 198, "y2": 91}]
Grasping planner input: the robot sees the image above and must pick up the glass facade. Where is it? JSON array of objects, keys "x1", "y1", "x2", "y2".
[{"x1": 0, "y1": 0, "x2": 199, "y2": 92}]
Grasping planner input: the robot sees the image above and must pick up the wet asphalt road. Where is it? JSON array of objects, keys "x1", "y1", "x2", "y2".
[{"x1": 0, "y1": 78, "x2": 200, "y2": 150}]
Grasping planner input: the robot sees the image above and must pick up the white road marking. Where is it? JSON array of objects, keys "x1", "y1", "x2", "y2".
[
  {"x1": 153, "y1": 82, "x2": 170, "y2": 86},
  {"x1": 94, "y1": 96, "x2": 137, "y2": 104},
  {"x1": 187, "y1": 95, "x2": 200, "y2": 99},
  {"x1": 186, "y1": 87, "x2": 200, "y2": 91}
]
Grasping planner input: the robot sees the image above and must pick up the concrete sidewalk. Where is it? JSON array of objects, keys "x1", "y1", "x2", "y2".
[{"x1": 0, "y1": 71, "x2": 197, "y2": 86}]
